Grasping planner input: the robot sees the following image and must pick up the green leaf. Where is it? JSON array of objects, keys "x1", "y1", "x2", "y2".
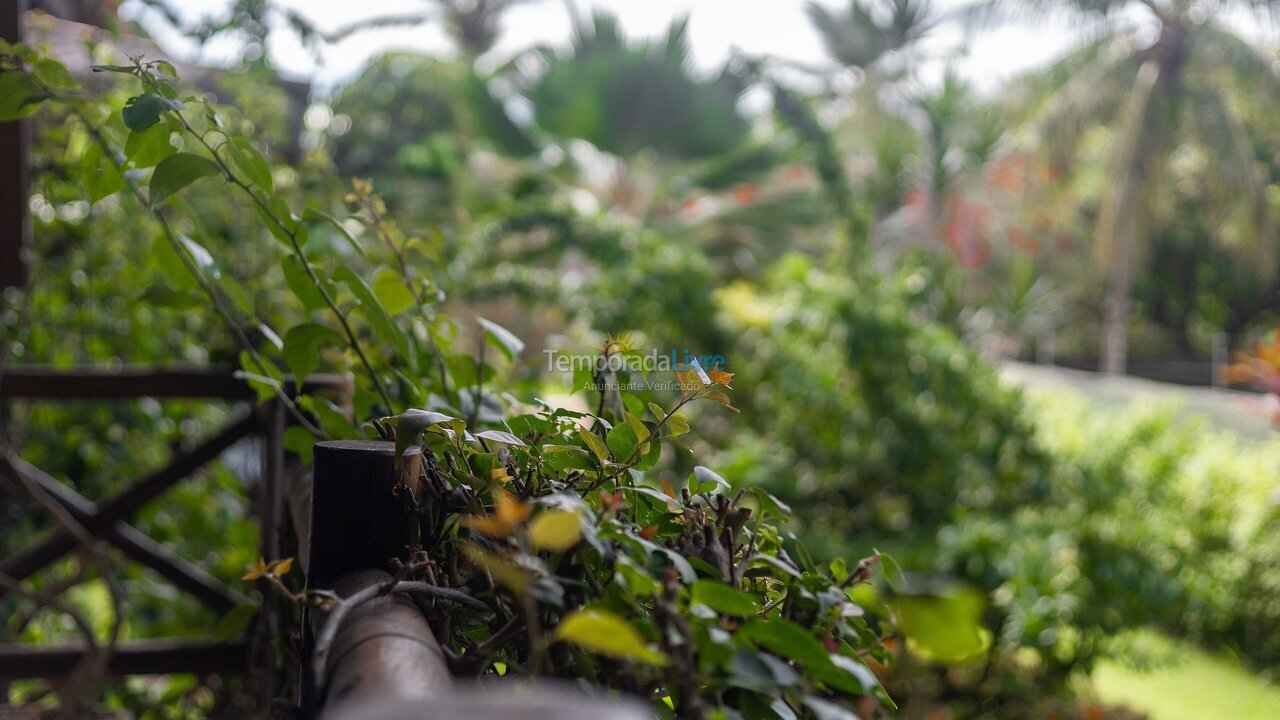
[
  {"x1": 542, "y1": 444, "x2": 593, "y2": 471},
  {"x1": 693, "y1": 466, "x2": 729, "y2": 493},
  {"x1": 80, "y1": 143, "x2": 124, "y2": 203},
  {"x1": 878, "y1": 551, "x2": 905, "y2": 590},
  {"x1": 889, "y1": 585, "x2": 993, "y2": 664},
  {"x1": 282, "y1": 256, "x2": 326, "y2": 312},
  {"x1": 691, "y1": 580, "x2": 757, "y2": 616},
  {"x1": 606, "y1": 423, "x2": 638, "y2": 461},
  {"x1": 282, "y1": 323, "x2": 344, "y2": 386},
  {"x1": 283, "y1": 425, "x2": 316, "y2": 464},
  {"x1": 372, "y1": 268, "x2": 415, "y2": 315},
  {"x1": 578, "y1": 428, "x2": 609, "y2": 463},
  {"x1": 155, "y1": 60, "x2": 180, "y2": 80},
  {"x1": 257, "y1": 195, "x2": 300, "y2": 247},
  {"x1": 150, "y1": 153, "x2": 219, "y2": 205},
  {"x1": 553, "y1": 609, "x2": 668, "y2": 665},
  {"x1": 213, "y1": 605, "x2": 258, "y2": 642},
  {"x1": 122, "y1": 93, "x2": 183, "y2": 133},
  {"x1": 647, "y1": 402, "x2": 667, "y2": 422},
  {"x1": 384, "y1": 409, "x2": 455, "y2": 465},
  {"x1": 91, "y1": 64, "x2": 137, "y2": 74},
  {"x1": 334, "y1": 266, "x2": 409, "y2": 359},
  {"x1": 225, "y1": 137, "x2": 273, "y2": 192},
  {"x1": 665, "y1": 412, "x2": 690, "y2": 437},
  {"x1": 33, "y1": 59, "x2": 78, "y2": 91},
  {"x1": 135, "y1": 283, "x2": 201, "y2": 309},
  {"x1": 477, "y1": 316, "x2": 524, "y2": 360},
  {"x1": 125, "y1": 122, "x2": 176, "y2": 168},
  {"x1": 528, "y1": 510, "x2": 582, "y2": 552},
  {"x1": 749, "y1": 487, "x2": 791, "y2": 516},
  {"x1": 739, "y1": 618, "x2": 829, "y2": 668},
  {"x1": 302, "y1": 206, "x2": 366, "y2": 257},
  {"x1": 0, "y1": 72, "x2": 48, "y2": 120},
  {"x1": 474, "y1": 429, "x2": 527, "y2": 447},
  {"x1": 624, "y1": 411, "x2": 649, "y2": 444}
]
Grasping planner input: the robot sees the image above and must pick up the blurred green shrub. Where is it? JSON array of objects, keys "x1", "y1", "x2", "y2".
[
  {"x1": 938, "y1": 391, "x2": 1280, "y2": 675},
  {"x1": 715, "y1": 253, "x2": 1050, "y2": 562}
]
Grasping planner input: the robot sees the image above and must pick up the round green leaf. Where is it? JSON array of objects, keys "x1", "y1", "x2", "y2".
[{"x1": 150, "y1": 153, "x2": 219, "y2": 206}]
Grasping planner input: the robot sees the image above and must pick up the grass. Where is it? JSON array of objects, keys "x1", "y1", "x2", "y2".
[{"x1": 1091, "y1": 632, "x2": 1280, "y2": 720}]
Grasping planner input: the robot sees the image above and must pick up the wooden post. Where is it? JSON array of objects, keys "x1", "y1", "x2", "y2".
[
  {"x1": 1, "y1": 0, "x2": 31, "y2": 290},
  {"x1": 305, "y1": 441, "x2": 432, "y2": 714},
  {"x1": 306, "y1": 441, "x2": 421, "y2": 590}
]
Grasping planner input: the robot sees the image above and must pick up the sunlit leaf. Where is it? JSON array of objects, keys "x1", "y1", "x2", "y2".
[
  {"x1": 474, "y1": 429, "x2": 528, "y2": 447},
  {"x1": 528, "y1": 510, "x2": 582, "y2": 552},
  {"x1": 889, "y1": 585, "x2": 992, "y2": 664},
  {"x1": 0, "y1": 72, "x2": 47, "y2": 120},
  {"x1": 578, "y1": 428, "x2": 609, "y2": 463},
  {"x1": 554, "y1": 609, "x2": 668, "y2": 665}
]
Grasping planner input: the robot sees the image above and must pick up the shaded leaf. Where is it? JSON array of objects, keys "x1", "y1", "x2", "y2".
[
  {"x1": 282, "y1": 323, "x2": 344, "y2": 386},
  {"x1": 478, "y1": 316, "x2": 525, "y2": 360},
  {"x1": 122, "y1": 93, "x2": 182, "y2": 133},
  {"x1": 150, "y1": 152, "x2": 219, "y2": 205},
  {"x1": 692, "y1": 580, "x2": 757, "y2": 616}
]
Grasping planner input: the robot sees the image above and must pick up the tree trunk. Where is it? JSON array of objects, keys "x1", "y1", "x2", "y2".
[{"x1": 1102, "y1": 225, "x2": 1133, "y2": 374}]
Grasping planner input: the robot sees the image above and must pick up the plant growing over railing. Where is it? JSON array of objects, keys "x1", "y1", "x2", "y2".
[{"x1": 0, "y1": 42, "x2": 937, "y2": 718}]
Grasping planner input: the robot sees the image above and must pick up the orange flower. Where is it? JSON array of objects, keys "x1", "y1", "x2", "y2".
[
  {"x1": 708, "y1": 369, "x2": 734, "y2": 389},
  {"x1": 243, "y1": 557, "x2": 293, "y2": 581},
  {"x1": 1222, "y1": 329, "x2": 1280, "y2": 394}
]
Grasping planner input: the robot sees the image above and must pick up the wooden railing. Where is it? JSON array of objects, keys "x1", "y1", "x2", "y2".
[
  {"x1": 1, "y1": 370, "x2": 646, "y2": 717},
  {"x1": 0, "y1": 365, "x2": 350, "y2": 683}
]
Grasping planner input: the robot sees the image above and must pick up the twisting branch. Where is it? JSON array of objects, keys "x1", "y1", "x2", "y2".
[{"x1": 309, "y1": 576, "x2": 488, "y2": 684}]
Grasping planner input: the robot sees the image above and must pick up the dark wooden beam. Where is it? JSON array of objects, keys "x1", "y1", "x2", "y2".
[
  {"x1": 1, "y1": 0, "x2": 31, "y2": 290},
  {"x1": 0, "y1": 365, "x2": 352, "y2": 401},
  {"x1": 0, "y1": 412, "x2": 258, "y2": 587},
  {"x1": 0, "y1": 638, "x2": 248, "y2": 679},
  {"x1": 0, "y1": 453, "x2": 249, "y2": 613}
]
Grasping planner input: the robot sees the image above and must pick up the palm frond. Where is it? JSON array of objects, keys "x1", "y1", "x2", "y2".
[
  {"x1": 1010, "y1": 35, "x2": 1138, "y2": 162},
  {"x1": 1094, "y1": 58, "x2": 1162, "y2": 268},
  {"x1": 1187, "y1": 83, "x2": 1273, "y2": 274}
]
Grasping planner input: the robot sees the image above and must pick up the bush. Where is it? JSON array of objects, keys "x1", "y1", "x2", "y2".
[
  {"x1": 938, "y1": 391, "x2": 1280, "y2": 675},
  {"x1": 715, "y1": 254, "x2": 1051, "y2": 563}
]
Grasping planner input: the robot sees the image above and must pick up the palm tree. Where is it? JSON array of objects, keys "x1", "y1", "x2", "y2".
[
  {"x1": 791, "y1": 0, "x2": 940, "y2": 252},
  {"x1": 525, "y1": 10, "x2": 751, "y2": 162},
  {"x1": 986, "y1": 0, "x2": 1275, "y2": 373},
  {"x1": 168, "y1": 0, "x2": 540, "y2": 61},
  {"x1": 805, "y1": 0, "x2": 938, "y2": 79}
]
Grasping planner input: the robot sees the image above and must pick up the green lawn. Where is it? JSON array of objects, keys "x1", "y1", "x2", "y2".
[{"x1": 1091, "y1": 632, "x2": 1280, "y2": 720}]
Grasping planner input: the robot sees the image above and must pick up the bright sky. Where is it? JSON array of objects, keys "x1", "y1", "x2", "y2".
[{"x1": 117, "y1": 0, "x2": 1084, "y2": 93}]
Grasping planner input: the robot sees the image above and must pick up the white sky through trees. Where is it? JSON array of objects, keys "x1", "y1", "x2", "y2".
[{"x1": 118, "y1": 0, "x2": 1081, "y2": 93}]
